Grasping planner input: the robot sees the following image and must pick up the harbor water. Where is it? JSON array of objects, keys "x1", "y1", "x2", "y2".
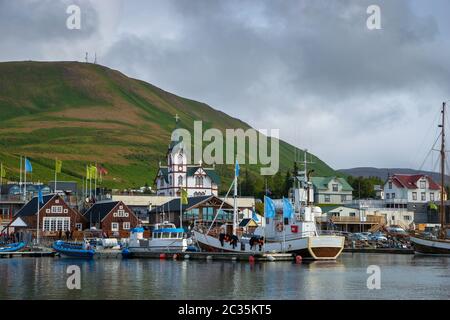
[{"x1": 0, "y1": 253, "x2": 448, "y2": 299}]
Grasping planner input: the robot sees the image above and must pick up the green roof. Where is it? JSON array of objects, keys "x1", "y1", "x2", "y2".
[{"x1": 311, "y1": 176, "x2": 353, "y2": 192}]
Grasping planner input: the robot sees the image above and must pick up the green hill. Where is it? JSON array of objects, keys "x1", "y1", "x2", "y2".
[{"x1": 0, "y1": 61, "x2": 338, "y2": 193}]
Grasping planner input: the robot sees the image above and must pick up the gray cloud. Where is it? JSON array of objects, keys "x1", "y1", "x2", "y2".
[{"x1": 1, "y1": 0, "x2": 449, "y2": 170}]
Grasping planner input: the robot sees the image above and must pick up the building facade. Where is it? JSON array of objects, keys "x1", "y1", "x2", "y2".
[
  {"x1": 83, "y1": 201, "x2": 139, "y2": 237},
  {"x1": 384, "y1": 174, "x2": 444, "y2": 205},
  {"x1": 311, "y1": 177, "x2": 353, "y2": 205},
  {"x1": 155, "y1": 143, "x2": 220, "y2": 197},
  {"x1": 10, "y1": 194, "x2": 86, "y2": 234}
]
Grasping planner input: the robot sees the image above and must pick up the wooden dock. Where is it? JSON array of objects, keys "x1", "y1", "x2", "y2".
[
  {"x1": 343, "y1": 248, "x2": 414, "y2": 254},
  {"x1": 0, "y1": 251, "x2": 56, "y2": 258},
  {"x1": 126, "y1": 251, "x2": 296, "y2": 261}
]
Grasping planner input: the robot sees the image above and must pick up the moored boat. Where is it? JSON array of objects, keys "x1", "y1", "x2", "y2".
[
  {"x1": 123, "y1": 223, "x2": 190, "y2": 258},
  {"x1": 0, "y1": 242, "x2": 26, "y2": 253},
  {"x1": 409, "y1": 102, "x2": 450, "y2": 255},
  {"x1": 53, "y1": 240, "x2": 95, "y2": 259}
]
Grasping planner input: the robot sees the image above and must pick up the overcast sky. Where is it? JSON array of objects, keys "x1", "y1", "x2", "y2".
[{"x1": 1, "y1": 0, "x2": 449, "y2": 171}]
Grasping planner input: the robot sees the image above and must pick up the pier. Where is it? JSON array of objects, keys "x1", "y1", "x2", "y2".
[
  {"x1": 127, "y1": 251, "x2": 296, "y2": 261},
  {"x1": 0, "y1": 251, "x2": 56, "y2": 259}
]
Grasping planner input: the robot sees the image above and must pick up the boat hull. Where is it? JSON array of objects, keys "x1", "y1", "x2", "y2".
[
  {"x1": 410, "y1": 236, "x2": 450, "y2": 255},
  {"x1": 193, "y1": 231, "x2": 344, "y2": 260},
  {"x1": 124, "y1": 238, "x2": 188, "y2": 257},
  {"x1": 0, "y1": 242, "x2": 26, "y2": 253},
  {"x1": 53, "y1": 241, "x2": 95, "y2": 259}
]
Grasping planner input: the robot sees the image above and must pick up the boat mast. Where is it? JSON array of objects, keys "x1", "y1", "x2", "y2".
[
  {"x1": 440, "y1": 102, "x2": 447, "y2": 239},
  {"x1": 233, "y1": 165, "x2": 238, "y2": 235}
]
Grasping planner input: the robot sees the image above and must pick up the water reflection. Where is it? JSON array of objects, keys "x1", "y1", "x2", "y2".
[{"x1": 0, "y1": 254, "x2": 448, "y2": 300}]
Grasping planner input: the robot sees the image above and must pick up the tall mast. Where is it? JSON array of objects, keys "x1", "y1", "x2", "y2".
[{"x1": 440, "y1": 102, "x2": 446, "y2": 239}]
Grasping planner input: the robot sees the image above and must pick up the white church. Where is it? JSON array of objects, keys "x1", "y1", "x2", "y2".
[{"x1": 154, "y1": 139, "x2": 220, "y2": 197}]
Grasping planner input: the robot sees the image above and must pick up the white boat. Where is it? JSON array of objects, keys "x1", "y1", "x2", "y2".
[
  {"x1": 193, "y1": 154, "x2": 345, "y2": 260},
  {"x1": 123, "y1": 222, "x2": 190, "y2": 257}
]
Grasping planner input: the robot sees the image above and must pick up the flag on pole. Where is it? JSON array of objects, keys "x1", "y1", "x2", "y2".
[
  {"x1": 37, "y1": 187, "x2": 44, "y2": 204},
  {"x1": 25, "y1": 158, "x2": 32, "y2": 173},
  {"x1": 181, "y1": 188, "x2": 188, "y2": 205},
  {"x1": 0, "y1": 163, "x2": 5, "y2": 178},
  {"x1": 252, "y1": 210, "x2": 259, "y2": 222},
  {"x1": 264, "y1": 196, "x2": 276, "y2": 219},
  {"x1": 235, "y1": 159, "x2": 240, "y2": 177},
  {"x1": 89, "y1": 165, "x2": 97, "y2": 179},
  {"x1": 282, "y1": 197, "x2": 294, "y2": 219},
  {"x1": 86, "y1": 165, "x2": 91, "y2": 179},
  {"x1": 55, "y1": 159, "x2": 62, "y2": 173}
]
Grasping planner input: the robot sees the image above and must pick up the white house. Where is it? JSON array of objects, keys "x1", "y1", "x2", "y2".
[
  {"x1": 310, "y1": 177, "x2": 353, "y2": 204},
  {"x1": 155, "y1": 142, "x2": 220, "y2": 197},
  {"x1": 384, "y1": 174, "x2": 445, "y2": 205}
]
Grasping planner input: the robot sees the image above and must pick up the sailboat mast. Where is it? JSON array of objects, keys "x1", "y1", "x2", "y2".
[{"x1": 440, "y1": 102, "x2": 446, "y2": 239}]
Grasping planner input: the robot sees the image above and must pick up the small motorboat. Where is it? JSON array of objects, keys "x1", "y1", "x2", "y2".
[
  {"x1": 53, "y1": 240, "x2": 95, "y2": 259},
  {"x1": 0, "y1": 242, "x2": 26, "y2": 252}
]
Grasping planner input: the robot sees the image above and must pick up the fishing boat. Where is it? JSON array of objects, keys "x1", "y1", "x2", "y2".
[
  {"x1": 192, "y1": 156, "x2": 345, "y2": 260},
  {"x1": 53, "y1": 240, "x2": 95, "y2": 259},
  {"x1": 0, "y1": 242, "x2": 26, "y2": 252},
  {"x1": 410, "y1": 102, "x2": 450, "y2": 255},
  {"x1": 122, "y1": 223, "x2": 190, "y2": 258}
]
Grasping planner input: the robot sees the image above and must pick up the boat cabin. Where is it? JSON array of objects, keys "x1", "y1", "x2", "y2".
[{"x1": 152, "y1": 222, "x2": 185, "y2": 239}]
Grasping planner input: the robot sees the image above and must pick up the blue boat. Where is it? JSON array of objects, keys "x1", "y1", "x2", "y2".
[
  {"x1": 0, "y1": 242, "x2": 26, "y2": 252},
  {"x1": 53, "y1": 240, "x2": 95, "y2": 259}
]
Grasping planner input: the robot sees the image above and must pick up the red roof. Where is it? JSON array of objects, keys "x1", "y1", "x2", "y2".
[{"x1": 390, "y1": 174, "x2": 441, "y2": 190}]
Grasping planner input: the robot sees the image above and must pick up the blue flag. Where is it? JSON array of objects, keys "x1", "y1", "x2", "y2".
[
  {"x1": 37, "y1": 187, "x2": 43, "y2": 204},
  {"x1": 283, "y1": 197, "x2": 294, "y2": 219},
  {"x1": 252, "y1": 210, "x2": 259, "y2": 222},
  {"x1": 235, "y1": 160, "x2": 240, "y2": 177},
  {"x1": 264, "y1": 196, "x2": 276, "y2": 219},
  {"x1": 25, "y1": 158, "x2": 32, "y2": 173}
]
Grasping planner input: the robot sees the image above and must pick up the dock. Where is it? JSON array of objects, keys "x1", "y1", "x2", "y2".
[
  {"x1": 126, "y1": 251, "x2": 296, "y2": 261},
  {"x1": 0, "y1": 251, "x2": 56, "y2": 258},
  {"x1": 343, "y1": 248, "x2": 414, "y2": 254}
]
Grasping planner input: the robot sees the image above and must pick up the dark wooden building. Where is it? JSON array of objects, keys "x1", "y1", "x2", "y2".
[
  {"x1": 10, "y1": 194, "x2": 86, "y2": 235},
  {"x1": 83, "y1": 201, "x2": 139, "y2": 237}
]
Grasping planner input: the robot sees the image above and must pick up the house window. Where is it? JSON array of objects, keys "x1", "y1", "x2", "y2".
[
  {"x1": 178, "y1": 176, "x2": 183, "y2": 186},
  {"x1": 421, "y1": 192, "x2": 426, "y2": 201},
  {"x1": 391, "y1": 193, "x2": 395, "y2": 199},
  {"x1": 386, "y1": 193, "x2": 390, "y2": 199},
  {"x1": 123, "y1": 222, "x2": 130, "y2": 230},
  {"x1": 388, "y1": 182, "x2": 392, "y2": 189},
  {"x1": 43, "y1": 217, "x2": 70, "y2": 232},
  {"x1": 404, "y1": 215, "x2": 411, "y2": 221},
  {"x1": 349, "y1": 212, "x2": 356, "y2": 217},
  {"x1": 196, "y1": 176, "x2": 204, "y2": 187},
  {"x1": 391, "y1": 216, "x2": 395, "y2": 221},
  {"x1": 324, "y1": 194, "x2": 331, "y2": 203},
  {"x1": 420, "y1": 181, "x2": 426, "y2": 189},
  {"x1": 51, "y1": 206, "x2": 63, "y2": 214},
  {"x1": 111, "y1": 223, "x2": 119, "y2": 232},
  {"x1": 430, "y1": 193, "x2": 435, "y2": 201},
  {"x1": 412, "y1": 192, "x2": 417, "y2": 201},
  {"x1": 332, "y1": 184, "x2": 339, "y2": 192},
  {"x1": 75, "y1": 223, "x2": 83, "y2": 231},
  {"x1": 331, "y1": 212, "x2": 340, "y2": 217},
  {"x1": 341, "y1": 195, "x2": 346, "y2": 203}
]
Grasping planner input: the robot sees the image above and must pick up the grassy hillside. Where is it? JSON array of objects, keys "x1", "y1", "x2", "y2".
[{"x1": 0, "y1": 61, "x2": 338, "y2": 193}]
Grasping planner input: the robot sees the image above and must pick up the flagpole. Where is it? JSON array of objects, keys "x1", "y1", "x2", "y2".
[
  {"x1": 19, "y1": 156, "x2": 22, "y2": 196},
  {"x1": 94, "y1": 163, "x2": 97, "y2": 201},
  {"x1": 179, "y1": 188, "x2": 183, "y2": 229},
  {"x1": 24, "y1": 157, "x2": 27, "y2": 201},
  {"x1": 54, "y1": 158, "x2": 57, "y2": 195},
  {"x1": 89, "y1": 165, "x2": 92, "y2": 200},
  {"x1": 1, "y1": 163, "x2": 3, "y2": 189},
  {"x1": 36, "y1": 193, "x2": 40, "y2": 245}
]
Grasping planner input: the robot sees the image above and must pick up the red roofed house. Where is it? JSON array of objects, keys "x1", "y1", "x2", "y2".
[{"x1": 384, "y1": 174, "x2": 446, "y2": 206}]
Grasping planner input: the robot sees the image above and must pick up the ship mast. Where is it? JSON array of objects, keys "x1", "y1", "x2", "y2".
[{"x1": 440, "y1": 102, "x2": 446, "y2": 239}]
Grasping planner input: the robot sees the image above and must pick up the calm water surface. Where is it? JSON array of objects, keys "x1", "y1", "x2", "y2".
[{"x1": 0, "y1": 253, "x2": 448, "y2": 299}]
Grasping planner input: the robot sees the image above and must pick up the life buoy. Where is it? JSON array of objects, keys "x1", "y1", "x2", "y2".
[{"x1": 276, "y1": 222, "x2": 284, "y2": 232}]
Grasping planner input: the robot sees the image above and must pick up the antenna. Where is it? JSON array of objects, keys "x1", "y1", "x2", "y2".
[
  {"x1": 85, "y1": 52, "x2": 88, "y2": 63},
  {"x1": 94, "y1": 52, "x2": 97, "y2": 64}
]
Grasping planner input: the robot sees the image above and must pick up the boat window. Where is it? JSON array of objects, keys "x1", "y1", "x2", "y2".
[{"x1": 162, "y1": 232, "x2": 170, "y2": 238}]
